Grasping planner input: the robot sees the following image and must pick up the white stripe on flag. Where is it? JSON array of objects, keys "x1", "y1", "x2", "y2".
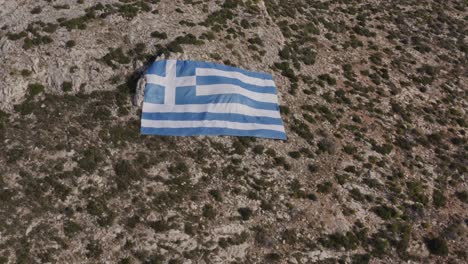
[
  {"x1": 146, "y1": 74, "x2": 196, "y2": 87},
  {"x1": 196, "y1": 68, "x2": 276, "y2": 87},
  {"x1": 196, "y1": 84, "x2": 279, "y2": 103},
  {"x1": 146, "y1": 74, "x2": 165, "y2": 85},
  {"x1": 142, "y1": 102, "x2": 281, "y2": 118},
  {"x1": 165, "y1": 60, "x2": 177, "y2": 105},
  {"x1": 141, "y1": 119, "x2": 285, "y2": 132}
]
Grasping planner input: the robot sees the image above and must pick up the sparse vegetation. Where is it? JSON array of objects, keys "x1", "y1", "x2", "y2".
[{"x1": 0, "y1": 0, "x2": 466, "y2": 262}]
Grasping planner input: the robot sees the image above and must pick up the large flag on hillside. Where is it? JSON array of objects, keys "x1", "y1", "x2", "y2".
[{"x1": 140, "y1": 60, "x2": 286, "y2": 140}]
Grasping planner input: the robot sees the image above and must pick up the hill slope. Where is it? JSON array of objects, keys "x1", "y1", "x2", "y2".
[{"x1": 0, "y1": 0, "x2": 466, "y2": 263}]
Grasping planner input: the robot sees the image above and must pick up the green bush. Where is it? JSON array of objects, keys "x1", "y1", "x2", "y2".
[
  {"x1": 14, "y1": 100, "x2": 36, "y2": 115},
  {"x1": 406, "y1": 181, "x2": 428, "y2": 205},
  {"x1": 150, "y1": 30, "x2": 168, "y2": 39},
  {"x1": 318, "y1": 74, "x2": 337, "y2": 85},
  {"x1": 372, "y1": 205, "x2": 398, "y2": 220},
  {"x1": 28, "y1": 83, "x2": 44, "y2": 97},
  {"x1": 87, "y1": 198, "x2": 115, "y2": 227},
  {"x1": 317, "y1": 181, "x2": 333, "y2": 193},
  {"x1": 31, "y1": 6, "x2": 42, "y2": 14},
  {"x1": 7, "y1": 31, "x2": 27, "y2": 41},
  {"x1": 252, "y1": 145, "x2": 264, "y2": 154},
  {"x1": 62, "y1": 81, "x2": 72, "y2": 92},
  {"x1": 369, "y1": 53, "x2": 383, "y2": 65},
  {"x1": 343, "y1": 145, "x2": 357, "y2": 155},
  {"x1": 288, "y1": 151, "x2": 301, "y2": 159},
  {"x1": 78, "y1": 147, "x2": 104, "y2": 173},
  {"x1": 455, "y1": 191, "x2": 467, "y2": 203},
  {"x1": 23, "y1": 35, "x2": 53, "y2": 49},
  {"x1": 425, "y1": 237, "x2": 448, "y2": 256},
  {"x1": 202, "y1": 204, "x2": 216, "y2": 219},
  {"x1": 308, "y1": 163, "x2": 318, "y2": 173},
  {"x1": 209, "y1": 189, "x2": 223, "y2": 202},
  {"x1": 65, "y1": 40, "x2": 76, "y2": 48},
  {"x1": 238, "y1": 207, "x2": 253, "y2": 220},
  {"x1": 102, "y1": 48, "x2": 130, "y2": 68},
  {"x1": 432, "y1": 190, "x2": 446, "y2": 208},
  {"x1": 168, "y1": 161, "x2": 189, "y2": 175},
  {"x1": 63, "y1": 220, "x2": 82, "y2": 236},
  {"x1": 21, "y1": 69, "x2": 32, "y2": 77},
  {"x1": 320, "y1": 231, "x2": 359, "y2": 250}
]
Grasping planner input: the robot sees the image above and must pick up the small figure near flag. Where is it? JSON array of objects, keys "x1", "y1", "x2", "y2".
[{"x1": 140, "y1": 60, "x2": 286, "y2": 140}]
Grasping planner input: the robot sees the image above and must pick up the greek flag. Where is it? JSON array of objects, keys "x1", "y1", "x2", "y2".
[{"x1": 140, "y1": 60, "x2": 286, "y2": 140}]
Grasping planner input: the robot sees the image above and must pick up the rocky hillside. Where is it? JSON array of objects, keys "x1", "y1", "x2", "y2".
[{"x1": 0, "y1": 0, "x2": 467, "y2": 263}]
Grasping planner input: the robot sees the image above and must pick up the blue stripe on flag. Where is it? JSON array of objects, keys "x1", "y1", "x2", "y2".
[
  {"x1": 141, "y1": 127, "x2": 287, "y2": 139},
  {"x1": 196, "y1": 76, "x2": 277, "y2": 94},
  {"x1": 175, "y1": 87, "x2": 279, "y2": 110},
  {"x1": 141, "y1": 112, "x2": 283, "y2": 125},
  {"x1": 146, "y1": 60, "x2": 166, "y2": 76},
  {"x1": 176, "y1": 60, "x2": 195, "y2": 76},
  {"x1": 194, "y1": 61, "x2": 273, "y2": 80},
  {"x1": 174, "y1": 60, "x2": 273, "y2": 80},
  {"x1": 144, "y1": 84, "x2": 165, "y2": 104}
]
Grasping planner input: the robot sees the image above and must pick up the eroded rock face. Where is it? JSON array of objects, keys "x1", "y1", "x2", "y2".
[
  {"x1": 0, "y1": 0, "x2": 467, "y2": 263},
  {"x1": 0, "y1": 0, "x2": 284, "y2": 110}
]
